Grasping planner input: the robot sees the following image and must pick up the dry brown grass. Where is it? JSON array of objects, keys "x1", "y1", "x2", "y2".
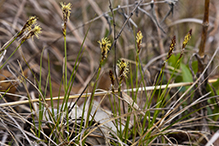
[{"x1": 0, "y1": 0, "x2": 219, "y2": 145}]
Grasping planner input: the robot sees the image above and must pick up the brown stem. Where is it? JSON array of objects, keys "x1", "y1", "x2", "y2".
[
  {"x1": 195, "y1": 0, "x2": 210, "y2": 99},
  {"x1": 198, "y1": 0, "x2": 210, "y2": 67},
  {"x1": 195, "y1": 0, "x2": 210, "y2": 118}
]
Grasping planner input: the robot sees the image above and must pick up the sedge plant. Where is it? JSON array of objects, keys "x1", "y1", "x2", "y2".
[
  {"x1": 136, "y1": 29, "x2": 192, "y2": 145},
  {"x1": 84, "y1": 37, "x2": 111, "y2": 128}
]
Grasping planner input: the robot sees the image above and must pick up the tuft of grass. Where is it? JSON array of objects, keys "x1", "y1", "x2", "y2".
[{"x1": 0, "y1": 0, "x2": 219, "y2": 145}]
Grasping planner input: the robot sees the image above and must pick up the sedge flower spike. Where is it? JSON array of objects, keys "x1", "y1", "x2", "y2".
[
  {"x1": 98, "y1": 37, "x2": 111, "y2": 60},
  {"x1": 182, "y1": 29, "x2": 192, "y2": 49},
  {"x1": 60, "y1": 2, "x2": 72, "y2": 23},
  {"x1": 117, "y1": 59, "x2": 129, "y2": 78},
  {"x1": 31, "y1": 25, "x2": 42, "y2": 39},
  {"x1": 17, "y1": 16, "x2": 37, "y2": 37},
  {"x1": 136, "y1": 31, "x2": 143, "y2": 53},
  {"x1": 166, "y1": 36, "x2": 176, "y2": 60},
  {"x1": 22, "y1": 25, "x2": 42, "y2": 42},
  {"x1": 60, "y1": 2, "x2": 72, "y2": 37},
  {"x1": 178, "y1": 29, "x2": 192, "y2": 61},
  {"x1": 136, "y1": 31, "x2": 143, "y2": 45}
]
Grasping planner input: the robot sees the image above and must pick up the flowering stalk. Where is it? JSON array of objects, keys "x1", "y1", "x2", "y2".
[
  {"x1": 117, "y1": 59, "x2": 129, "y2": 133},
  {"x1": 136, "y1": 30, "x2": 143, "y2": 54},
  {"x1": 60, "y1": 2, "x2": 71, "y2": 91},
  {"x1": 117, "y1": 58, "x2": 129, "y2": 114},
  {"x1": 157, "y1": 35, "x2": 176, "y2": 76},
  {"x1": 21, "y1": 25, "x2": 42, "y2": 42},
  {"x1": 178, "y1": 29, "x2": 192, "y2": 62},
  {"x1": 60, "y1": 2, "x2": 71, "y2": 88},
  {"x1": 149, "y1": 35, "x2": 176, "y2": 110},
  {"x1": 17, "y1": 16, "x2": 37, "y2": 38},
  {"x1": 60, "y1": 2, "x2": 71, "y2": 37},
  {"x1": 117, "y1": 59, "x2": 129, "y2": 93},
  {"x1": 166, "y1": 36, "x2": 176, "y2": 61},
  {"x1": 153, "y1": 31, "x2": 192, "y2": 123},
  {"x1": 60, "y1": 2, "x2": 71, "y2": 140},
  {"x1": 85, "y1": 37, "x2": 111, "y2": 128},
  {"x1": 0, "y1": 16, "x2": 37, "y2": 54},
  {"x1": 0, "y1": 21, "x2": 41, "y2": 70},
  {"x1": 98, "y1": 37, "x2": 111, "y2": 62},
  {"x1": 135, "y1": 31, "x2": 143, "y2": 90}
]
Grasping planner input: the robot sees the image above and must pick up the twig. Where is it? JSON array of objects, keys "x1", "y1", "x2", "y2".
[
  {"x1": 137, "y1": 6, "x2": 165, "y2": 34},
  {"x1": 199, "y1": 0, "x2": 210, "y2": 59},
  {"x1": 114, "y1": 0, "x2": 143, "y2": 41},
  {"x1": 108, "y1": 0, "x2": 119, "y2": 85},
  {"x1": 160, "y1": 0, "x2": 176, "y2": 24},
  {"x1": 0, "y1": 78, "x2": 217, "y2": 108},
  {"x1": 194, "y1": 0, "x2": 210, "y2": 104}
]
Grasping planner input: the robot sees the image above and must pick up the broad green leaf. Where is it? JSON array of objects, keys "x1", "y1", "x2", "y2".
[
  {"x1": 168, "y1": 54, "x2": 180, "y2": 67},
  {"x1": 168, "y1": 54, "x2": 177, "y2": 66},
  {"x1": 180, "y1": 63, "x2": 193, "y2": 82},
  {"x1": 212, "y1": 78, "x2": 219, "y2": 95},
  {"x1": 191, "y1": 60, "x2": 198, "y2": 74},
  {"x1": 212, "y1": 78, "x2": 219, "y2": 88}
]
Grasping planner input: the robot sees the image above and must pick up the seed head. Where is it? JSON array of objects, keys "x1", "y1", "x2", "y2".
[{"x1": 98, "y1": 37, "x2": 111, "y2": 60}]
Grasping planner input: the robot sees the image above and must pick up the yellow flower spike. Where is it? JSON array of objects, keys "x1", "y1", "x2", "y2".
[
  {"x1": 98, "y1": 37, "x2": 111, "y2": 60},
  {"x1": 26, "y1": 16, "x2": 37, "y2": 29},
  {"x1": 60, "y1": 2, "x2": 72, "y2": 22},
  {"x1": 117, "y1": 59, "x2": 129, "y2": 78},
  {"x1": 60, "y1": 2, "x2": 71, "y2": 37},
  {"x1": 32, "y1": 25, "x2": 42, "y2": 39},
  {"x1": 22, "y1": 25, "x2": 42, "y2": 42},
  {"x1": 177, "y1": 29, "x2": 192, "y2": 62},
  {"x1": 136, "y1": 30, "x2": 143, "y2": 53},
  {"x1": 136, "y1": 31, "x2": 143, "y2": 44},
  {"x1": 166, "y1": 36, "x2": 176, "y2": 60},
  {"x1": 182, "y1": 29, "x2": 192, "y2": 49},
  {"x1": 17, "y1": 16, "x2": 37, "y2": 37}
]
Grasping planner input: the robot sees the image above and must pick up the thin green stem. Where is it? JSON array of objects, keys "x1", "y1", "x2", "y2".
[
  {"x1": 0, "y1": 34, "x2": 18, "y2": 53},
  {"x1": 85, "y1": 62, "x2": 103, "y2": 128},
  {"x1": 64, "y1": 36, "x2": 68, "y2": 91},
  {"x1": 0, "y1": 40, "x2": 24, "y2": 69}
]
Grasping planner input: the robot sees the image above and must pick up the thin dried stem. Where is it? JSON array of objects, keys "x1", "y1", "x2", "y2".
[
  {"x1": 198, "y1": 0, "x2": 210, "y2": 59},
  {"x1": 0, "y1": 78, "x2": 217, "y2": 108}
]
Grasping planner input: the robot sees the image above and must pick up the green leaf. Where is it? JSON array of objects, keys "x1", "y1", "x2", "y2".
[
  {"x1": 212, "y1": 78, "x2": 219, "y2": 88},
  {"x1": 168, "y1": 54, "x2": 177, "y2": 66},
  {"x1": 168, "y1": 54, "x2": 180, "y2": 67},
  {"x1": 211, "y1": 78, "x2": 219, "y2": 95},
  {"x1": 191, "y1": 60, "x2": 198, "y2": 74},
  {"x1": 180, "y1": 63, "x2": 193, "y2": 82},
  {"x1": 206, "y1": 83, "x2": 216, "y2": 96}
]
